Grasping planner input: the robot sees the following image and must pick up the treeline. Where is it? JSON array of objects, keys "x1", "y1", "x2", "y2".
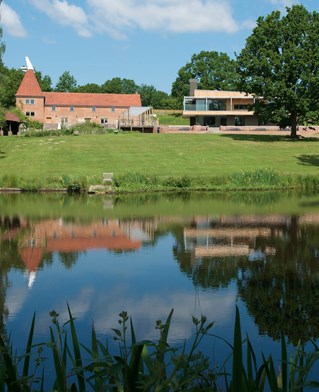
[
  {"x1": 0, "y1": 66, "x2": 181, "y2": 110},
  {"x1": 0, "y1": 47, "x2": 240, "y2": 111}
]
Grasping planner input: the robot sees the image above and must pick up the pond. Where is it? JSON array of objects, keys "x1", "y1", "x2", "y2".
[{"x1": 0, "y1": 190, "x2": 319, "y2": 387}]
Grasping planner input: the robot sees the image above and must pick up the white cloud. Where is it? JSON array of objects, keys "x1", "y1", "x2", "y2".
[
  {"x1": 1, "y1": 3, "x2": 27, "y2": 37},
  {"x1": 29, "y1": 0, "x2": 92, "y2": 37},
  {"x1": 87, "y1": 0, "x2": 240, "y2": 39},
  {"x1": 268, "y1": 0, "x2": 296, "y2": 7}
]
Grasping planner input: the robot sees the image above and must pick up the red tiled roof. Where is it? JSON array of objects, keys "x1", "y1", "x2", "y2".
[
  {"x1": 5, "y1": 112, "x2": 20, "y2": 122},
  {"x1": 16, "y1": 70, "x2": 44, "y2": 97},
  {"x1": 43, "y1": 92, "x2": 141, "y2": 107},
  {"x1": 16, "y1": 69, "x2": 142, "y2": 107}
]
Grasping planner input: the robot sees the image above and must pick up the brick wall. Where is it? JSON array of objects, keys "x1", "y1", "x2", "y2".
[
  {"x1": 43, "y1": 106, "x2": 128, "y2": 127},
  {"x1": 16, "y1": 97, "x2": 45, "y2": 123}
]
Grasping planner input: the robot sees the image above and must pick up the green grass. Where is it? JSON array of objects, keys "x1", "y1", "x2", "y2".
[
  {"x1": 0, "y1": 133, "x2": 318, "y2": 178},
  {"x1": 156, "y1": 112, "x2": 189, "y2": 126}
]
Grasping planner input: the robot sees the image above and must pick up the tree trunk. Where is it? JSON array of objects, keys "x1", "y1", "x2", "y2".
[{"x1": 290, "y1": 112, "x2": 298, "y2": 139}]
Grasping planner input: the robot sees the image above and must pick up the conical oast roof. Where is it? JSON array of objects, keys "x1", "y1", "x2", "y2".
[{"x1": 16, "y1": 69, "x2": 44, "y2": 97}]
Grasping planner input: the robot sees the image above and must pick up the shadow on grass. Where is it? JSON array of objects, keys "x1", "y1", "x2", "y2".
[
  {"x1": 220, "y1": 134, "x2": 319, "y2": 143},
  {"x1": 0, "y1": 151, "x2": 5, "y2": 159},
  {"x1": 297, "y1": 154, "x2": 319, "y2": 167}
]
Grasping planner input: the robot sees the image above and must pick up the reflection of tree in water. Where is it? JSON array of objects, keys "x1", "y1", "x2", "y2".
[
  {"x1": 58, "y1": 252, "x2": 82, "y2": 269},
  {"x1": 238, "y1": 217, "x2": 319, "y2": 344},
  {"x1": 0, "y1": 216, "x2": 25, "y2": 335},
  {"x1": 171, "y1": 223, "x2": 241, "y2": 288},
  {"x1": 172, "y1": 215, "x2": 319, "y2": 344}
]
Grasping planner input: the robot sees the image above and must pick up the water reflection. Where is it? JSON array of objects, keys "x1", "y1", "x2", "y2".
[
  {"x1": 0, "y1": 194, "x2": 319, "y2": 354},
  {"x1": 178, "y1": 214, "x2": 319, "y2": 344}
]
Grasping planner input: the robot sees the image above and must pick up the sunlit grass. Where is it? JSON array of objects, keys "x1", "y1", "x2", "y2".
[{"x1": 0, "y1": 133, "x2": 318, "y2": 181}]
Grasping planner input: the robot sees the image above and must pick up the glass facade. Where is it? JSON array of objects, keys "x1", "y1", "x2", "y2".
[
  {"x1": 184, "y1": 98, "x2": 226, "y2": 111},
  {"x1": 207, "y1": 99, "x2": 226, "y2": 110}
]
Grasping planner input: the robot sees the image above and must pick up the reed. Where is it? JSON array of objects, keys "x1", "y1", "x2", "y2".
[{"x1": 1, "y1": 306, "x2": 319, "y2": 391}]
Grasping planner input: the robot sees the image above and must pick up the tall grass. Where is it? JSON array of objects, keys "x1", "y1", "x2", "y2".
[
  {"x1": 1, "y1": 168, "x2": 319, "y2": 193},
  {"x1": 1, "y1": 306, "x2": 319, "y2": 391}
]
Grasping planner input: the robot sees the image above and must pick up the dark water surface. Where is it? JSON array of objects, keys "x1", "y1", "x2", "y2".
[{"x1": 1, "y1": 191, "x2": 319, "y2": 383}]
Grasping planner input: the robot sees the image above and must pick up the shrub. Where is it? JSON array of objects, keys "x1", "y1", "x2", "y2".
[
  {"x1": 163, "y1": 175, "x2": 192, "y2": 189},
  {"x1": 69, "y1": 123, "x2": 115, "y2": 135},
  {"x1": 60, "y1": 175, "x2": 89, "y2": 193},
  {"x1": 19, "y1": 179, "x2": 43, "y2": 192}
]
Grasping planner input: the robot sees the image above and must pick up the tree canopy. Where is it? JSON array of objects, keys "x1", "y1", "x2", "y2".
[
  {"x1": 0, "y1": 27, "x2": 5, "y2": 66},
  {"x1": 55, "y1": 71, "x2": 77, "y2": 92},
  {"x1": 137, "y1": 84, "x2": 179, "y2": 109},
  {"x1": 101, "y1": 77, "x2": 138, "y2": 94},
  {"x1": 237, "y1": 5, "x2": 319, "y2": 138},
  {"x1": 171, "y1": 50, "x2": 240, "y2": 105},
  {"x1": 0, "y1": 67, "x2": 24, "y2": 107}
]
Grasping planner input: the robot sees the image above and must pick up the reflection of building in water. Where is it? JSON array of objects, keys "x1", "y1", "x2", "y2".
[
  {"x1": 1, "y1": 218, "x2": 156, "y2": 288},
  {"x1": 183, "y1": 214, "x2": 316, "y2": 262},
  {"x1": 121, "y1": 218, "x2": 156, "y2": 242}
]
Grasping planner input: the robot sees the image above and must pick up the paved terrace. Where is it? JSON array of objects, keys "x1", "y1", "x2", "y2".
[{"x1": 158, "y1": 125, "x2": 319, "y2": 138}]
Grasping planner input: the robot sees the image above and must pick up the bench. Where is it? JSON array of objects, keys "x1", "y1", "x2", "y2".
[{"x1": 103, "y1": 172, "x2": 113, "y2": 185}]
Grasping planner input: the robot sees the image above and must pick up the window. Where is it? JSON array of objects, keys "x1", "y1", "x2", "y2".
[
  {"x1": 184, "y1": 98, "x2": 196, "y2": 111},
  {"x1": 92, "y1": 106, "x2": 96, "y2": 112},
  {"x1": 234, "y1": 116, "x2": 245, "y2": 126},
  {"x1": 101, "y1": 118, "x2": 108, "y2": 124},
  {"x1": 26, "y1": 111, "x2": 35, "y2": 116},
  {"x1": 207, "y1": 99, "x2": 226, "y2": 111},
  {"x1": 51, "y1": 105, "x2": 56, "y2": 111},
  {"x1": 70, "y1": 106, "x2": 74, "y2": 112},
  {"x1": 84, "y1": 118, "x2": 91, "y2": 123},
  {"x1": 26, "y1": 98, "x2": 35, "y2": 104},
  {"x1": 111, "y1": 107, "x2": 116, "y2": 112},
  {"x1": 61, "y1": 117, "x2": 68, "y2": 125},
  {"x1": 234, "y1": 104, "x2": 249, "y2": 110}
]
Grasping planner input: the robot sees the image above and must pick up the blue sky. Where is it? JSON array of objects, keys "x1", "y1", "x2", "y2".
[{"x1": 1, "y1": 0, "x2": 318, "y2": 93}]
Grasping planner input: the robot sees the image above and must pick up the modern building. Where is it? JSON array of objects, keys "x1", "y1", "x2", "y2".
[
  {"x1": 183, "y1": 80, "x2": 259, "y2": 127},
  {"x1": 15, "y1": 58, "x2": 142, "y2": 130}
]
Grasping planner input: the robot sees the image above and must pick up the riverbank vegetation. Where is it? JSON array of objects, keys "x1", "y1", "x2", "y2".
[
  {"x1": 1, "y1": 306, "x2": 318, "y2": 391},
  {"x1": 0, "y1": 133, "x2": 318, "y2": 192}
]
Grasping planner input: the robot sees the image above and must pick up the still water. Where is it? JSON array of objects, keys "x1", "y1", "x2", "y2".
[{"x1": 0, "y1": 191, "x2": 319, "y2": 381}]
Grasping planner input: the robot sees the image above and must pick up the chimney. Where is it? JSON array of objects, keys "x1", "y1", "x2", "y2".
[{"x1": 189, "y1": 79, "x2": 198, "y2": 96}]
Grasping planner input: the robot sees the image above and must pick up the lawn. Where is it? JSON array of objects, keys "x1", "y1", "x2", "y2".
[
  {"x1": 156, "y1": 112, "x2": 189, "y2": 126},
  {"x1": 0, "y1": 133, "x2": 318, "y2": 180}
]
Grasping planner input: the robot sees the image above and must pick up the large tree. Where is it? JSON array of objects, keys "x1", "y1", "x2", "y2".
[
  {"x1": 0, "y1": 67, "x2": 24, "y2": 107},
  {"x1": 35, "y1": 71, "x2": 52, "y2": 92},
  {"x1": 237, "y1": 5, "x2": 319, "y2": 138},
  {"x1": 55, "y1": 71, "x2": 77, "y2": 92},
  {"x1": 101, "y1": 77, "x2": 138, "y2": 94},
  {"x1": 76, "y1": 83, "x2": 103, "y2": 93},
  {"x1": 138, "y1": 84, "x2": 179, "y2": 109},
  {"x1": 171, "y1": 50, "x2": 240, "y2": 105}
]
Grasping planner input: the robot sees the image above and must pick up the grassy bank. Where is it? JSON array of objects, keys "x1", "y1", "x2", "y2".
[
  {"x1": 0, "y1": 133, "x2": 318, "y2": 191},
  {"x1": 155, "y1": 111, "x2": 188, "y2": 125},
  {"x1": 1, "y1": 306, "x2": 318, "y2": 391}
]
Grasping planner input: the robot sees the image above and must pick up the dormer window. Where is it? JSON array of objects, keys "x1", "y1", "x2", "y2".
[
  {"x1": 26, "y1": 98, "x2": 35, "y2": 104},
  {"x1": 70, "y1": 106, "x2": 74, "y2": 112}
]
